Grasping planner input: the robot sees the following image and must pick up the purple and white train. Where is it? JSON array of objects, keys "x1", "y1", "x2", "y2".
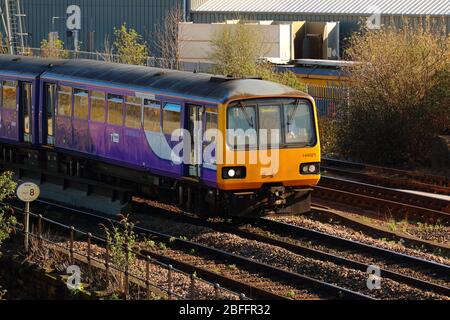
[{"x1": 0, "y1": 55, "x2": 321, "y2": 216}]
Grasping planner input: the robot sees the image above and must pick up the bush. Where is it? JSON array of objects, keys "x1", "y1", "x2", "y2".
[
  {"x1": 338, "y1": 19, "x2": 449, "y2": 165},
  {"x1": 40, "y1": 35, "x2": 69, "y2": 59},
  {"x1": 113, "y1": 23, "x2": 149, "y2": 66}
]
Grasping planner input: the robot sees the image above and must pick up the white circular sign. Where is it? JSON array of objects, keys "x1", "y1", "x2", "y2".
[{"x1": 17, "y1": 182, "x2": 40, "y2": 202}]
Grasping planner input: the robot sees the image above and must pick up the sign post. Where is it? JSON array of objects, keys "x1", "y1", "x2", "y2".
[{"x1": 16, "y1": 182, "x2": 40, "y2": 253}]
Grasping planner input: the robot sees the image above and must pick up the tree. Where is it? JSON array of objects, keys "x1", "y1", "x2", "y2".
[
  {"x1": 209, "y1": 23, "x2": 306, "y2": 91},
  {"x1": 40, "y1": 34, "x2": 69, "y2": 59},
  {"x1": 113, "y1": 23, "x2": 149, "y2": 66},
  {"x1": 0, "y1": 171, "x2": 17, "y2": 299},
  {"x1": 338, "y1": 18, "x2": 449, "y2": 165},
  {"x1": 153, "y1": 5, "x2": 184, "y2": 69}
]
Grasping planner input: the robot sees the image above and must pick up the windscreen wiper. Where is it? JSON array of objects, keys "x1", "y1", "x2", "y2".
[
  {"x1": 238, "y1": 102, "x2": 254, "y2": 128},
  {"x1": 286, "y1": 100, "x2": 300, "y2": 126}
]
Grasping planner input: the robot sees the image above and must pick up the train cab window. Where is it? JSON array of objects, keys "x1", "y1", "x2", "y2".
[
  {"x1": 57, "y1": 86, "x2": 72, "y2": 117},
  {"x1": 90, "y1": 90, "x2": 106, "y2": 122},
  {"x1": 258, "y1": 105, "x2": 282, "y2": 148},
  {"x1": 125, "y1": 96, "x2": 142, "y2": 129},
  {"x1": 73, "y1": 89, "x2": 89, "y2": 120},
  {"x1": 162, "y1": 103, "x2": 181, "y2": 135},
  {"x1": 143, "y1": 99, "x2": 161, "y2": 132},
  {"x1": 2, "y1": 80, "x2": 17, "y2": 109},
  {"x1": 227, "y1": 105, "x2": 257, "y2": 149},
  {"x1": 107, "y1": 94, "x2": 124, "y2": 126},
  {"x1": 284, "y1": 101, "x2": 315, "y2": 146}
]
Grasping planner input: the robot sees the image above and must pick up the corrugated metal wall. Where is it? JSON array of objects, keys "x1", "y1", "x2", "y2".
[
  {"x1": 21, "y1": 0, "x2": 184, "y2": 51},
  {"x1": 190, "y1": 12, "x2": 450, "y2": 40}
]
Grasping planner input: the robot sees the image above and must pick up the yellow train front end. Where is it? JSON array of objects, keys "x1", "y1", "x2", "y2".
[{"x1": 216, "y1": 94, "x2": 321, "y2": 216}]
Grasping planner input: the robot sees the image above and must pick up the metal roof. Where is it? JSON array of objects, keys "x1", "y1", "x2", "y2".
[
  {"x1": 193, "y1": 0, "x2": 450, "y2": 16},
  {"x1": 0, "y1": 55, "x2": 304, "y2": 103}
]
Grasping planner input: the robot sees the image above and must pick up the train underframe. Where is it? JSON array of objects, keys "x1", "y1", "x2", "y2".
[{"x1": 0, "y1": 143, "x2": 312, "y2": 217}]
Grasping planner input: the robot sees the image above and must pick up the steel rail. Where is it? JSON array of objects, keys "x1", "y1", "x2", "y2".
[
  {"x1": 319, "y1": 175, "x2": 450, "y2": 214},
  {"x1": 254, "y1": 218, "x2": 450, "y2": 276},
  {"x1": 22, "y1": 198, "x2": 375, "y2": 300},
  {"x1": 321, "y1": 158, "x2": 450, "y2": 195},
  {"x1": 132, "y1": 208, "x2": 450, "y2": 297}
]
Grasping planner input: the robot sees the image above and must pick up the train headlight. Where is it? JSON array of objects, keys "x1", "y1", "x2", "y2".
[
  {"x1": 222, "y1": 166, "x2": 246, "y2": 179},
  {"x1": 300, "y1": 163, "x2": 320, "y2": 175}
]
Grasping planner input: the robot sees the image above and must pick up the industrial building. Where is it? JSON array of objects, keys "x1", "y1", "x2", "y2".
[{"x1": 1, "y1": 0, "x2": 449, "y2": 54}]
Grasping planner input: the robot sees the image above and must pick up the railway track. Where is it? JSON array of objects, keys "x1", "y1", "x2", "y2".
[
  {"x1": 129, "y1": 205, "x2": 450, "y2": 298},
  {"x1": 321, "y1": 158, "x2": 450, "y2": 196},
  {"x1": 12, "y1": 199, "x2": 374, "y2": 300},
  {"x1": 314, "y1": 176, "x2": 450, "y2": 223}
]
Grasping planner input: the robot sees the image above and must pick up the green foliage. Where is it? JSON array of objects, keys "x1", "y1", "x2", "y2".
[
  {"x1": 0, "y1": 171, "x2": 17, "y2": 249},
  {"x1": 318, "y1": 118, "x2": 339, "y2": 156},
  {"x1": 338, "y1": 18, "x2": 450, "y2": 165},
  {"x1": 209, "y1": 23, "x2": 306, "y2": 91},
  {"x1": 0, "y1": 171, "x2": 17, "y2": 300},
  {"x1": 113, "y1": 23, "x2": 149, "y2": 65},
  {"x1": 40, "y1": 35, "x2": 69, "y2": 59},
  {"x1": 104, "y1": 216, "x2": 136, "y2": 269}
]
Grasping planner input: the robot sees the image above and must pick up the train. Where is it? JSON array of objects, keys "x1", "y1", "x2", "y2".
[
  {"x1": 0, "y1": 55, "x2": 321, "y2": 217},
  {"x1": 277, "y1": 59, "x2": 353, "y2": 87}
]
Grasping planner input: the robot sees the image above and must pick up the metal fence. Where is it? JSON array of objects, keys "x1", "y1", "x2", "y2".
[
  {"x1": 6, "y1": 203, "x2": 242, "y2": 300},
  {"x1": 306, "y1": 84, "x2": 350, "y2": 120},
  {"x1": 9, "y1": 47, "x2": 213, "y2": 73}
]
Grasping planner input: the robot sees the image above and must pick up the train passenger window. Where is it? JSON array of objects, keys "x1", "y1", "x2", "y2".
[
  {"x1": 227, "y1": 105, "x2": 257, "y2": 149},
  {"x1": 162, "y1": 103, "x2": 181, "y2": 135},
  {"x1": 258, "y1": 105, "x2": 281, "y2": 148},
  {"x1": 73, "y1": 89, "x2": 89, "y2": 120},
  {"x1": 107, "y1": 94, "x2": 124, "y2": 126},
  {"x1": 57, "y1": 86, "x2": 72, "y2": 117},
  {"x1": 125, "y1": 96, "x2": 142, "y2": 129},
  {"x1": 90, "y1": 91, "x2": 106, "y2": 122},
  {"x1": 2, "y1": 80, "x2": 17, "y2": 109},
  {"x1": 143, "y1": 99, "x2": 161, "y2": 132},
  {"x1": 205, "y1": 107, "x2": 218, "y2": 142}
]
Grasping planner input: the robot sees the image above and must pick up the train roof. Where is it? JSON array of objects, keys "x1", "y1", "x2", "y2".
[
  {"x1": 0, "y1": 55, "x2": 306, "y2": 103},
  {"x1": 0, "y1": 55, "x2": 65, "y2": 79}
]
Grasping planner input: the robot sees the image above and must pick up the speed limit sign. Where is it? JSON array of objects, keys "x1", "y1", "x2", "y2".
[
  {"x1": 16, "y1": 182, "x2": 40, "y2": 254},
  {"x1": 17, "y1": 182, "x2": 40, "y2": 202}
]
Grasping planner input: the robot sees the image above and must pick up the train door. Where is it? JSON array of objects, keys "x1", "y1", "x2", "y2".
[
  {"x1": 44, "y1": 83, "x2": 56, "y2": 145},
  {"x1": 186, "y1": 104, "x2": 203, "y2": 178},
  {"x1": 21, "y1": 82, "x2": 33, "y2": 143}
]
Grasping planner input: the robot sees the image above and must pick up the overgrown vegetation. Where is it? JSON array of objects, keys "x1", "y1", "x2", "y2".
[
  {"x1": 153, "y1": 5, "x2": 183, "y2": 69},
  {"x1": 209, "y1": 23, "x2": 306, "y2": 91},
  {"x1": 113, "y1": 23, "x2": 149, "y2": 65},
  {"x1": 338, "y1": 19, "x2": 449, "y2": 165},
  {"x1": 103, "y1": 216, "x2": 136, "y2": 269},
  {"x1": 40, "y1": 35, "x2": 69, "y2": 59},
  {"x1": 0, "y1": 171, "x2": 18, "y2": 299}
]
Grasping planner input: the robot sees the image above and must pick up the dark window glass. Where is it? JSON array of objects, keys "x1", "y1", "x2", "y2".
[
  {"x1": 227, "y1": 105, "x2": 257, "y2": 148},
  {"x1": 162, "y1": 103, "x2": 180, "y2": 135},
  {"x1": 258, "y1": 105, "x2": 281, "y2": 147},
  {"x1": 143, "y1": 99, "x2": 161, "y2": 132},
  {"x1": 90, "y1": 90, "x2": 105, "y2": 122},
  {"x1": 57, "y1": 85, "x2": 72, "y2": 116},
  {"x1": 284, "y1": 101, "x2": 315, "y2": 145},
  {"x1": 73, "y1": 89, "x2": 89, "y2": 119},
  {"x1": 125, "y1": 96, "x2": 142, "y2": 129},
  {"x1": 45, "y1": 83, "x2": 56, "y2": 139},
  {"x1": 107, "y1": 94, "x2": 123, "y2": 126},
  {"x1": 2, "y1": 80, "x2": 17, "y2": 109}
]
